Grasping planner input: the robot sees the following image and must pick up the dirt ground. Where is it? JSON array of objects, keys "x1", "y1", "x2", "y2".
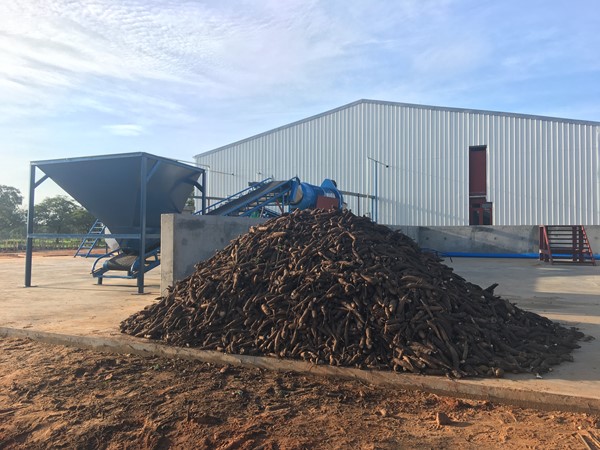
[{"x1": 1, "y1": 338, "x2": 599, "y2": 449}]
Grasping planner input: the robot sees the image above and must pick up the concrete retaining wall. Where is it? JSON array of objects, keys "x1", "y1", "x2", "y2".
[
  {"x1": 390, "y1": 226, "x2": 539, "y2": 255},
  {"x1": 161, "y1": 215, "x2": 600, "y2": 294},
  {"x1": 161, "y1": 214, "x2": 266, "y2": 295},
  {"x1": 390, "y1": 225, "x2": 600, "y2": 256}
]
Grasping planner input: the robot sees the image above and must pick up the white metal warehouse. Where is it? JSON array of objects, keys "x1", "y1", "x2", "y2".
[{"x1": 195, "y1": 99, "x2": 600, "y2": 226}]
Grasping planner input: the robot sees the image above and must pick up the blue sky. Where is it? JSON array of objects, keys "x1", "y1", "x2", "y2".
[{"x1": 1, "y1": 0, "x2": 599, "y2": 200}]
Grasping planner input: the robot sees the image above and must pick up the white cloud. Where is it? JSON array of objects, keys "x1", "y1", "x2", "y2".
[
  {"x1": 103, "y1": 124, "x2": 145, "y2": 137},
  {"x1": 0, "y1": 0, "x2": 458, "y2": 124},
  {"x1": 0, "y1": 0, "x2": 597, "y2": 109},
  {"x1": 413, "y1": 40, "x2": 489, "y2": 75}
]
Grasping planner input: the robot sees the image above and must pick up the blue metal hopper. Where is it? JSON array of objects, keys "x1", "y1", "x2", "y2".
[{"x1": 25, "y1": 152, "x2": 206, "y2": 293}]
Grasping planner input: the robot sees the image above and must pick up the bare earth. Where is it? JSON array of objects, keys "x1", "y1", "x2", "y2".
[{"x1": 1, "y1": 338, "x2": 599, "y2": 449}]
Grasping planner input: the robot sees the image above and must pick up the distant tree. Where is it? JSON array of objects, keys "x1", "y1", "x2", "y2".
[
  {"x1": 34, "y1": 196, "x2": 94, "y2": 235},
  {"x1": 68, "y1": 206, "x2": 96, "y2": 233},
  {"x1": 0, "y1": 185, "x2": 26, "y2": 238}
]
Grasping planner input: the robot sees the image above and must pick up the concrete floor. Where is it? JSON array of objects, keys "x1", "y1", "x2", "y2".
[
  {"x1": 1, "y1": 253, "x2": 599, "y2": 412},
  {"x1": 0, "y1": 254, "x2": 161, "y2": 336}
]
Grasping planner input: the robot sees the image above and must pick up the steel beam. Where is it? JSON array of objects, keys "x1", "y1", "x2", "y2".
[
  {"x1": 24, "y1": 164, "x2": 37, "y2": 287},
  {"x1": 137, "y1": 155, "x2": 148, "y2": 294}
]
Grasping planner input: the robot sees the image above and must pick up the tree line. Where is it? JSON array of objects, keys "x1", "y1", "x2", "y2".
[{"x1": 0, "y1": 185, "x2": 94, "y2": 239}]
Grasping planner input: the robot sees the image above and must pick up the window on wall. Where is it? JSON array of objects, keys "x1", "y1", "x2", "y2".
[{"x1": 469, "y1": 145, "x2": 492, "y2": 225}]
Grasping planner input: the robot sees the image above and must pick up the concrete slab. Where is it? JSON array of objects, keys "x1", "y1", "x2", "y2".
[
  {"x1": 1, "y1": 254, "x2": 599, "y2": 412},
  {"x1": 0, "y1": 255, "x2": 161, "y2": 336}
]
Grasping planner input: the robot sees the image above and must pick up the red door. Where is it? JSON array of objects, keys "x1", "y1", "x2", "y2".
[
  {"x1": 469, "y1": 198, "x2": 493, "y2": 225},
  {"x1": 469, "y1": 146, "x2": 491, "y2": 225}
]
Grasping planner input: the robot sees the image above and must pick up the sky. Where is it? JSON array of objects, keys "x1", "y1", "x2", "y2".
[{"x1": 1, "y1": 0, "x2": 599, "y2": 201}]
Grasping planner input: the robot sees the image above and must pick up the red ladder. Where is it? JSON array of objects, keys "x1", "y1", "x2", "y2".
[{"x1": 539, "y1": 225, "x2": 596, "y2": 265}]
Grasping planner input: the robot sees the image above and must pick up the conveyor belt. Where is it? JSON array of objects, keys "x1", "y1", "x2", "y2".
[
  {"x1": 206, "y1": 180, "x2": 293, "y2": 216},
  {"x1": 104, "y1": 254, "x2": 138, "y2": 271}
]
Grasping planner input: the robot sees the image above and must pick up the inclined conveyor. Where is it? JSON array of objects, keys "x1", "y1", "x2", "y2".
[{"x1": 198, "y1": 177, "x2": 343, "y2": 217}]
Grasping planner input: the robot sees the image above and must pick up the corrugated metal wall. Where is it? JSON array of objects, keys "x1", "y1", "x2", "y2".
[{"x1": 196, "y1": 100, "x2": 600, "y2": 226}]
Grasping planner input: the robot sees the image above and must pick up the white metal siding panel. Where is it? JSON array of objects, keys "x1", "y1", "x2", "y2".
[{"x1": 196, "y1": 101, "x2": 600, "y2": 226}]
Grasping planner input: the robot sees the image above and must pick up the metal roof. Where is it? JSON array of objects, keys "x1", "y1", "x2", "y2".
[{"x1": 195, "y1": 99, "x2": 600, "y2": 158}]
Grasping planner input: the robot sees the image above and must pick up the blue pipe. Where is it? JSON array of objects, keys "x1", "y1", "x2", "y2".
[
  {"x1": 445, "y1": 252, "x2": 600, "y2": 259},
  {"x1": 445, "y1": 252, "x2": 539, "y2": 259}
]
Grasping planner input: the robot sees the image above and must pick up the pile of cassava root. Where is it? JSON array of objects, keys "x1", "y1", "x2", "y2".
[{"x1": 121, "y1": 208, "x2": 585, "y2": 378}]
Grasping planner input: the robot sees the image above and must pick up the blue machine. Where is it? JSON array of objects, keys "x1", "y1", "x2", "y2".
[{"x1": 289, "y1": 179, "x2": 343, "y2": 210}]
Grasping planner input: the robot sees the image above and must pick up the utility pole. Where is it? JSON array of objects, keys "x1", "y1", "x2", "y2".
[{"x1": 367, "y1": 156, "x2": 389, "y2": 223}]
